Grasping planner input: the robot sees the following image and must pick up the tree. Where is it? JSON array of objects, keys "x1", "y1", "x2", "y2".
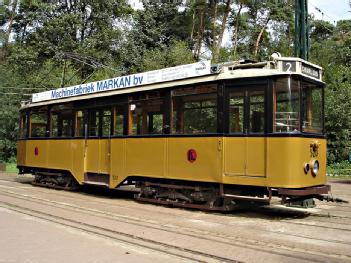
[
  {"x1": 324, "y1": 66, "x2": 351, "y2": 163},
  {"x1": 310, "y1": 20, "x2": 351, "y2": 163},
  {"x1": 122, "y1": 0, "x2": 192, "y2": 72}
]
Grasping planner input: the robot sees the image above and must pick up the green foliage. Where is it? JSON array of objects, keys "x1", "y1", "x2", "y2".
[
  {"x1": 141, "y1": 41, "x2": 194, "y2": 71},
  {"x1": 0, "y1": 103, "x2": 19, "y2": 162},
  {"x1": 324, "y1": 66, "x2": 351, "y2": 163},
  {"x1": 0, "y1": 1, "x2": 350, "y2": 166},
  {"x1": 229, "y1": 1, "x2": 294, "y2": 60},
  {"x1": 327, "y1": 161, "x2": 351, "y2": 177},
  {"x1": 310, "y1": 20, "x2": 351, "y2": 163},
  {"x1": 6, "y1": 162, "x2": 18, "y2": 173}
]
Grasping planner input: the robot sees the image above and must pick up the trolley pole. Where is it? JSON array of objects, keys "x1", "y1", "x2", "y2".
[{"x1": 294, "y1": 0, "x2": 309, "y2": 60}]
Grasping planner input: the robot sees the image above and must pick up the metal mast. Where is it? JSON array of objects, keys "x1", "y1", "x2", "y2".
[{"x1": 294, "y1": 0, "x2": 309, "y2": 60}]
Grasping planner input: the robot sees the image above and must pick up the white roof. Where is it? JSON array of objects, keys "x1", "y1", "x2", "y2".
[{"x1": 22, "y1": 57, "x2": 323, "y2": 109}]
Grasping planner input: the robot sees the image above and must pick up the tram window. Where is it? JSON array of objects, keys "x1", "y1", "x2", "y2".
[
  {"x1": 102, "y1": 110, "x2": 112, "y2": 137},
  {"x1": 249, "y1": 90, "x2": 265, "y2": 133},
  {"x1": 302, "y1": 83, "x2": 323, "y2": 133},
  {"x1": 114, "y1": 106, "x2": 124, "y2": 136},
  {"x1": 61, "y1": 116, "x2": 73, "y2": 137},
  {"x1": 75, "y1": 110, "x2": 85, "y2": 137},
  {"x1": 172, "y1": 85, "x2": 217, "y2": 134},
  {"x1": 149, "y1": 113, "x2": 163, "y2": 134},
  {"x1": 51, "y1": 112, "x2": 59, "y2": 137},
  {"x1": 50, "y1": 106, "x2": 73, "y2": 137},
  {"x1": 89, "y1": 110, "x2": 100, "y2": 136},
  {"x1": 19, "y1": 113, "x2": 28, "y2": 139},
  {"x1": 229, "y1": 92, "x2": 244, "y2": 133},
  {"x1": 129, "y1": 93, "x2": 164, "y2": 135},
  {"x1": 274, "y1": 78, "x2": 300, "y2": 133},
  {"x1": 30, "y1": 109, "x2": 48, "y2": 138}
]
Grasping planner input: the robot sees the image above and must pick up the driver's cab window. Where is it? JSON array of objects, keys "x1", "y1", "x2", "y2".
[{"x1": 273, "y1": 78, "x2": 300, "y2": 133}]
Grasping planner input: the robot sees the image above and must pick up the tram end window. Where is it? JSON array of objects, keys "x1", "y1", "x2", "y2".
[
  {"x1": 302, "y1": 83, "x2": 323, "y2": 133},
  {"x1": 19, "y1": 113, "x2": 28, "y2": 139},
  {"x1": 172, "y1": 85, "x2": 217, "y2": 135},
  {"x1": 273, "y1": 78, "x2": 300, "y2": 133}
]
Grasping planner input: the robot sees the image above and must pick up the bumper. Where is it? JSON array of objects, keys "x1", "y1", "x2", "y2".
[{"x1": 277, "y1": 185, "x2": 331, "y2": 196}]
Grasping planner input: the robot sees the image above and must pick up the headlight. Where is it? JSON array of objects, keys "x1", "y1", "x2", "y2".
[
  {"x1": 304, "y1": 163, "x2": 310, "y2": 174},
  {"x1": 311, "y1": 160, "x2": 319, "y2": 177}
]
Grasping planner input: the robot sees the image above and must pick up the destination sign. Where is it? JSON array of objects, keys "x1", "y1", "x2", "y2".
[
  {"x1": 301, "y1": 62, "x2": 320, "y2": 79},
  {"x1": 32, "y1": 61, "x2": 212, "y2": 103}
]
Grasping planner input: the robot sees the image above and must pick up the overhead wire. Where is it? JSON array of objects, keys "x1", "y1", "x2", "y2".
[
  {"x1": 0, "y1": 92, "x2": 31, "y2": 95},
  {"x1": 0, "y1": 87, "x2": 46, "y2": 90},
  {"x1": 307, "y1": 2, "x2": 336, "y2": 34},
  {"x1": 308, "y1": 2, "x2": 337, "y2": 25}
]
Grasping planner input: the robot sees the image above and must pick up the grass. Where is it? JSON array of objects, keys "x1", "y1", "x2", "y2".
[{"x1": 5, "y1": 163, "x2": 18, "y2": 173}]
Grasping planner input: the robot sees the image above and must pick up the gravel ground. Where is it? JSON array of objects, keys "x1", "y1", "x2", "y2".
[{"x1": 0, "y1": 172, "x2": 350, "y2": 263}]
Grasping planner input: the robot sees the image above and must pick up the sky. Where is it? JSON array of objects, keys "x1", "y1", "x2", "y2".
[
  {"x1": 308, "y1": 0, "x2": 350, "y2": 23},
  {"x1": 130, "y1": 0, "x2": 351, "y2": 23}
]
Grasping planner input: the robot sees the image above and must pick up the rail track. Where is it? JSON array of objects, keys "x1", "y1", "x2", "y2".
[{"x1": 0, "y1": 174, "x2": 351, "y2": 262}]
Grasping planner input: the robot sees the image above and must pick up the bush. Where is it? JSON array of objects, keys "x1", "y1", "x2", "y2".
[{"x1": 327, "y1": 160, "x2": 351, "y2": 176}]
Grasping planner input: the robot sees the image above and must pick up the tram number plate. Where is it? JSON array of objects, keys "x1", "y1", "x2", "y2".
[{"x1": 282, "y1": 61, "x2": 297, "y2": 73}]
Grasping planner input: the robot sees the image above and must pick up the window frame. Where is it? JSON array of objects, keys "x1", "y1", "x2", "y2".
[
  {"x1": 225, "y1": 80, "x2": 269, "y2": 136},
  {"x1": 128, "y1": 93, "x2": 166, "y2": 136},
  {"x1": 171, "y1": 84, "x2": 219, "y2": 135},
  {"x1": 271, "y1": 76, "x2": 325, "y2": 136},
  {"x1": 300, "y1": 80, "x2": 325, "y2": 135},
  {"x1": 28, "y1": 106, "x2": 49, "y2": 138}
]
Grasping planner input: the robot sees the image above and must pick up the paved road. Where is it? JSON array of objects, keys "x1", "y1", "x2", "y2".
[{"x1": 0, "y1": 173, "x2": 350, "y2": 263}]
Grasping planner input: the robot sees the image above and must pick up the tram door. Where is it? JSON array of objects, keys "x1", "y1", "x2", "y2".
[
  {"x1": 225, "y1": 86, "x2": 266, "y2": 177},
  {"x1": 83, "y1": 109, "x2": 111, "y2": 185}
]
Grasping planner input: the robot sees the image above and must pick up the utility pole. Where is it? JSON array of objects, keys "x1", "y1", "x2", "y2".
[{"x1": 294, "y1": 0, "x2": 309, "y2": 60}]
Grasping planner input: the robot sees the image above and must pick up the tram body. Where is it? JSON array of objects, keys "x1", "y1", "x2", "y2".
[{"x1": 17, "y1": 57, "x2": 329, "y2": 209}]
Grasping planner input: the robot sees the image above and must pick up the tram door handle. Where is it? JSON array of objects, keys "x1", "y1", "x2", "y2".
[{"x1": 218, "y1": 138, "x2": 222, "y2": 151}]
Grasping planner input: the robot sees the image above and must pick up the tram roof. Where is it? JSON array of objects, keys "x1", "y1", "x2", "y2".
[{"x1": 21, "y1": 56, "x2": 323, "y2": 109}]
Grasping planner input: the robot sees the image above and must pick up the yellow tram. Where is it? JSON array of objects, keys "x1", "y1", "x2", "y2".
[{"x1": 17, "y1": 56, "x2": 330, "y2": 210}]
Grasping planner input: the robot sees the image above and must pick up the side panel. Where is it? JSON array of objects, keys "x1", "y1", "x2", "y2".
[
  {"x1": 18, "y1": 139, "x2": 85, "y2": 184},
  {"x1": 125, "y1": 138, "x2": 166, "y2": 178},
  {"x1": 46, "y1": 140, "x2": 73, "y2": 171},
  {"x1": 168, "y1": 137, "x2": 222, "y2": 183},
  {"x1": 246, "y1": 137, "x2": 266, "y2": 177},
  {"x1": 17, "y1": 136, "x2": 327, "y2": 190},
  {"x1": 23, "y1": 140, "x2": 48, "y2": 168}
]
